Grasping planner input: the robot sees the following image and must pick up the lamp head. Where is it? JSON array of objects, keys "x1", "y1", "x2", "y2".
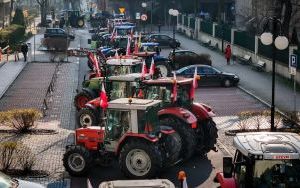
[
  {"x1": 274, "y1": 36, "x2": 289, "y2": 50},
  {"x1": 260, "y1": 32, "x2": 273, "y2": 45}
]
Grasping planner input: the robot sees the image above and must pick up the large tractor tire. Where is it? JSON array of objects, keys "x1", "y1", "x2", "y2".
[
  {"x1": 203, "y1": 119, "x2": 218, "y2": 152},
  {"x1": 77, "y1": 18, "x2": 85, "y2": 28},
  {"x1": 63, "y1": 145, "x2": 92, "y2": 176},
  {"x1": 160, "y1": 117, "x2": 196, "y2": 160},
  {"x1": 74, "y1": 91, "x2": 93, "y2": 111},
  {"x1": 76, "y1": 108, "x2": 99, "y2": 128},
  {"x1": 155, "y1": 61, "x2": 171, "y2": 77},
  {"x1": 119, "y1": 140, "x2": 163, "y2": 179},
  {"x1": 159, "y1": 129, "x2": 182, "y2": 167}
]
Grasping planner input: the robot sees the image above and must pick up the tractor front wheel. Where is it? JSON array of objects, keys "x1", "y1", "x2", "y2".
[
  {"x1": 63, "y1": 145, "x2": 92, "y2": 176},
  {"x1": 76, "y1": 108, "x2": 99, "y2": 127},
  {"x1": 155, "y1": 61, "x2": 171, "y2": 77},
  {"x1": 119, "y1": 141, "x2": 162, "y2": 179},
  {"x1": 74, "y1": 91, "x2": 93, "y2": 111}
]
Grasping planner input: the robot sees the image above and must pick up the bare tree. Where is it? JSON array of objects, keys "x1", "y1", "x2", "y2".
[
  {"x1": 36, "y1": 0, "x2": 48, "y2": 26},
  {"x1": 274, "y1": 0, "x2": 292, "y2": 36}
]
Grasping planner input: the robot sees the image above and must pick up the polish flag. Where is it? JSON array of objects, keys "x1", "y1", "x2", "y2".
[
  {"x1": 111, "y1": 29, "x2": 117, "y2": 42},
  {"x1": 190, "y1": 67, "x2": 198, "y2": 100},
  {"x1": 134, "y1": 39, "x2": 139, "y2": 53},
  {"x1": 100, "y1": 83, "x2": 108, "y2": 109},
  {"x1": 172, "y1": 72, "x2": 177, "y2": 102},
  {"x1": 137, "y1": 89, "x2": 144, "y2": 98},
  {"x1": 149, "y1": 58, "x2": 155, "y2": 76},
  {"x1": 141, "y1": 60, "x2": 147, "y2": 79},
  {"x1": 126, "y1": 36, "x2": 131, "y2": 55}
]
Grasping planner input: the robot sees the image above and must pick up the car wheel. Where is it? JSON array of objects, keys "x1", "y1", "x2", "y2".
[{"x1": 223, "y1": 79, "x2": 232, "y2": 87}]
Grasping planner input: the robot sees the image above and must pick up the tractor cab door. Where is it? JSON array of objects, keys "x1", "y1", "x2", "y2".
[
  {"x1": 106, "y1": 109, "x2": 131, "y2": 141},
  {"x1": 233, "y1": 150, "x2": 254, "y2": 188}
]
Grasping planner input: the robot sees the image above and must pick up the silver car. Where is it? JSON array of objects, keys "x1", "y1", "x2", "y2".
[{"x1": 0, "y1": 172, "x2": 45, "y2": 188}]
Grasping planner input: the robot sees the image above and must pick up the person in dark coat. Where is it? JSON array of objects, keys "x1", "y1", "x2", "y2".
[
  {"x1": 225, "y1": 44, "x2": 232, "y2": 65},
  {"x1": 21, "y1": 43, "x2": 28, "y2": 62}
]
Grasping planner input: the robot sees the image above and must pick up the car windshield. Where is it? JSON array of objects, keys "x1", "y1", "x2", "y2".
[
  {"x1": 253, "y1": 160, "x2": 300, "y2": 188},
  {"x1": 0, "y1": 172, "x2": 16, "y2": 188},
  {"x1": 144, "y1": 86, "x2": 172, "y2": 103}
]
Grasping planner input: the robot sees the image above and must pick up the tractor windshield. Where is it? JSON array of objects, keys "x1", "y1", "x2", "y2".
[
  {"x1": 177, "y1": 84, "x2": 192, "y2": 106},
  {"x1": 144, "y1": 86, "x2": 172, "y2": 103},
  {"x1": 107, "y1": 64, "x2": 141, "y2": 76},
  {"x1": 109, "y1": 81, "x2": 136, "y2": 99},
  {"x1": 253, "y1": 160, "x2": 300, "y2": 188},
  {"x1": 106, "y1": 110, "x2": 130, "y2": 140}
]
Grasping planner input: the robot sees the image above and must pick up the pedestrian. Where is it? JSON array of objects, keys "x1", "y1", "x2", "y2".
[
  {"x1": 225, "y1": 44, "x2": 232, "y2": 65},
  {"x1": 21, "y1": 43, "x2": 28, "y2": 62}
]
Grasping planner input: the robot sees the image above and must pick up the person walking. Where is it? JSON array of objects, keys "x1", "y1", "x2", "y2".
[
  {"x1": 21, "y1": 43, "x2": 28, "y2": 62},
  {"x1": 225, "y1": 44, "x2": 232, "y2": 65}
]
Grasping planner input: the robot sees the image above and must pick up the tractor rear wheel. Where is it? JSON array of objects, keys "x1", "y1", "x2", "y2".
[
  {"x1": 77, "y1": 108, "x2": 99, "y2": 127},
  {"x1": 63, "y1": 145, "x2": 92, "y2": 176},
  {"x1": 203, "y1": 119, "x2": 218, "y2": 152},
  {"x1": 74, "y1": 91, "x2": 93, "y2": 111},
  {"x1": 160, "y1": 117, "x2": 196, "y2": 160},
  {"x1": 119, "y1": 140, "x2": 162, "y2": 179}
]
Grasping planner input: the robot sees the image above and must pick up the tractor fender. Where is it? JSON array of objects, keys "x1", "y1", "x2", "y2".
[
  {"x1": 158, "y1": 107, "x2": 197, "y2": 127},
  {"x1": 82, "y1": 88, "x2": 98, "y2": 99},
  {"x1": 85, "y1": 97, "x2": 101, "y2": 109},
  {"x1": 191, "y1": 102, "x2": 216, "y2": 121},
  {"x1": 115, "y1": 133, "x2": 159, "y2": 155},
  {"x1": 215, "y1": 172, "x2": 237, "y2": 188}
]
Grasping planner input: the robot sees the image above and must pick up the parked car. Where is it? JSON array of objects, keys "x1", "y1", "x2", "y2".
[
  {"x1": 176, "y1": 64, "x2": 239, "y2": 87},
  {"x1": 145, "y1": 34, "x2": 180, "y2": 48},
  {"x1": 46, "y1": 15, "x2": 52, "y2": 24},
  {"x1": 0, "y1": 172, "x2": 45, "y2": 188},
  {"x1": 44, "y1": 28, "x2": 75, "y2": 40},
  {"x1": 168, "y1": 50, "x2": 212, "y2": 70}
]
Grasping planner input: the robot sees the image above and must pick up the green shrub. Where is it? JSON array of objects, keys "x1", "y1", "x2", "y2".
[
  {"x1": 0, "y1": 24, "x2": 25, "y2": 46},
  {"x1": 0, "y1": 108, "x2": 42, "y2": 132}
]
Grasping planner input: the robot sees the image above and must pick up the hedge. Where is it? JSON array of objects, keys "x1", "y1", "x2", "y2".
[{"x1": 0, "y1": 24, "x2": 26, "y2": 46}]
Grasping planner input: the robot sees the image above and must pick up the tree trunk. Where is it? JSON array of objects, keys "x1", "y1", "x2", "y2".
[
  {"x1": 282, "y1": 0, "x2": 292, "y2": 36},
  {"x1": 9, "y1": 0, "x2": 13, "y2": 23},
  {"x1": 41, "y1": 5, "x2": 47, "y2": 26}
]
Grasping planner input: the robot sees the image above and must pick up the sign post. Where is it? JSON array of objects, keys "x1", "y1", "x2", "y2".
[
  {"x1": 141, "y1": 14, "x2": 147, "y2": 33},
  {"x1": 290, "y1": 54, "x2": 298, "y2": 114}
]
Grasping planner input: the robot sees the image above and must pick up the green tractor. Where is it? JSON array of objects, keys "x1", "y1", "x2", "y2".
[{"x1": 60, "y1": 10, "x2": 85, "y2": 28}]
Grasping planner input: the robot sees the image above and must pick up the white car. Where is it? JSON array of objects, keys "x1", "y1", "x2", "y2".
[
  {"x1": 0, "y1": 172, "x2": 45, "y2": 188},
  {"x1": 46, "y1": 15, "x2": 52, "y2": 24}
]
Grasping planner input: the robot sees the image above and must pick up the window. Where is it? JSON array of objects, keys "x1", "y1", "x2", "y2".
[
  {"x1": 183, "y1": 67, "x2": 194, "y2": 74},
  {"x1": 107, "y1": 110, "x2": 130, "y2": 140},
  {"x1": 160, "y1": 35, "x2": 170, "y2": 40},
  {"x1": 57, "y1": 29, "x2": 65, "y2": 34}
]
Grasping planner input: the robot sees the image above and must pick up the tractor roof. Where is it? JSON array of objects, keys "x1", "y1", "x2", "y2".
[
  {"x1": 143, "y1": 77, "x2": 193, "y2": 86},
  {"x1": 109, "y1": 73, "x2": 150, "y2": 81},
  {"x1": 108, "y1": 98, "x2": 161, "y2": 110},
  {"x1": 106, "y1": 57, "x2": 142, "y2": 65},
  {"x1": 234, "y1": 132, "x2": 300, "y2": 160}
]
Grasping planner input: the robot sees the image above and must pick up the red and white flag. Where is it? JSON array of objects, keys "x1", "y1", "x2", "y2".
[
  {"x1": 190, "y1": 67, "x2": 198, "y2": 100},
  {"x1": 172, "y1": 72, "x2": 177, "y2": 102},
  {"x1": 134, "y1": 39, "x2": 139, "y2": 53},
  {"x1": 115, "y1": 50, "x2": 119, "y2": 58},
  {"x1": 149, "y1": 58, "x2": 155, "y2": 76},
  {"x1": 126, "y1": 36, "x2": 131, "y2": 55},
  {"x1": 100, "y1": 83, "x2": 108, "y2": 109},
  {"x1": 141, "y1": 60, "x2": 147, "y2": 79},
  {"x1": 111, "y1": 28, "x2": 117, "y2": 42}
]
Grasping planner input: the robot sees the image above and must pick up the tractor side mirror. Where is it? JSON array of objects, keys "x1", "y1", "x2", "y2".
[{"x1": 223, "y1": 156, "x2": 233, "y2": 178}]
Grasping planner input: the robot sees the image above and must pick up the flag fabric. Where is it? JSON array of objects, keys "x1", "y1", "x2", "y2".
[
  {"x1": 172, "y1": 72, "x2": 177, "y2": 102},
  {"x1": 100, "y1": 83, "x2": 108, "y2": 109},
  {"x1": 137, "y1": 89, "x2": 144, "y2": 98},
  {"x1": 134, "y1": 39, "x2": 139, "y2": 53},
  {"x1": 94, "y1": 53, "x2": 101, "y2": 77},
  {"x1": 190, "y1": 67, "x2": 198, "y2": 100},
  {"x1": 141, "y1": 60, "x2": 147, "y2": 79},
  {"x1": 149, "y1": 58, "x2": 155, "y2": 76},
  {"x1": 110, "y1": 28, "x2": 116, "y2": 42},
  {"x1": 126, "y1": 36, "x2": 131, "y2": 55}
]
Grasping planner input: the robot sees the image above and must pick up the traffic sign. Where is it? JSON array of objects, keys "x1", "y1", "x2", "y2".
[
  {"x1": 119, "y1": 7, "x2": 125, "y2": 14},
  {"x1": 290, "y1": 54, "x2": 297, "y2": 68},
  {"x1": 136, "y1": 12, "x2": 140, "y2": 20},
  {"x1": 141, "y1": 14, "x2": 147, "y2": 21}
]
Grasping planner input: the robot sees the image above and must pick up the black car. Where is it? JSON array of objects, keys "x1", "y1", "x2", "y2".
[
  {"x1": 168, "y1": 50, "x2": 212, "y2": 70},
  {"x1": 176, "y1": 65, "x2": 239, "y2": 87},
  {"x1": 146, "y1": 34, "x2": 180, "y2": 48},
  {"x1": 44, "y1": 28, "x2": 75, "y2": 40}
]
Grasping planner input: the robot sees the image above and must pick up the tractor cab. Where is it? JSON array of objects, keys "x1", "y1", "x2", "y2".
[
  {"x1": 216, "y1": 132, "x2": 300, "y2": 188},
  {"x1": 65, "y1": 98, "x2": 181, "y2": 179},
  {"x1": 60, "y1": 10, "x2": 85, "y2": 28},
  {"x1": 105, "y1": 57, "x2": 143, "y2": 76}
]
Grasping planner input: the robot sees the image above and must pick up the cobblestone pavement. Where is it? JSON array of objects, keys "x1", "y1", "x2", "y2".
[{"x1": 0, "y1": 61, "x2": 79, "y2": 187}]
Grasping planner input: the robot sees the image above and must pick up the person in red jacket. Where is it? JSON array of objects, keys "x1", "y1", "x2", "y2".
[{"x1": 225, "y1": 44, "x2": 232, "y2": 65}]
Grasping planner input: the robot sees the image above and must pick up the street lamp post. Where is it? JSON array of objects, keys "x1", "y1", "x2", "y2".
[
  {"x1": 168, "y1": 9, "x2": 179, "y2": 56},
  {"x1": 260, "y1": 17, "x2": 289, "y2": 131},
  {"x1": 141, "y1": 2, "x2": 147, "y2": 33}
]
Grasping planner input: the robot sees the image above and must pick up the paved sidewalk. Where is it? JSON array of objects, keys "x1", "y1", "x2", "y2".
[{"x1": 162, "y1": 31, "x2": 300, "y2": 114}]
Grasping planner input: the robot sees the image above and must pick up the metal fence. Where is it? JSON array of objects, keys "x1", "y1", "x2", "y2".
[
  {"x1": 200, "y1": 21, "x2": 213, "y2": 35},
  {"x1": 258, "y1": 41, "x2": 289, "y2": 64},
  {"x1": 234, "y1": 31, "x2": 255, "y2": 52},
  {"x1": 215, "y1": 24, "x2": 231, "y2": 42},
  {"x1": 189, "y1": 17, "x2": 195, "y2": 29}
]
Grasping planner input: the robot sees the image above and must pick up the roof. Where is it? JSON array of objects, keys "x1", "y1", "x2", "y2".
[
  {"x1": 108, "y1": 98, "x2": 161, "y2": 110},
  {"x1": 109, "y1": 73, "x2": 150, "y2": 81},
  {"x1": 234, "y1": 132, "x2": 300, "y2": 160},
  {"x1": 106, "y1": 57, "x2": 142, "y2": 65},
  {"x1": 143, "y1": 77, "x2": 193, "y2": 85}
]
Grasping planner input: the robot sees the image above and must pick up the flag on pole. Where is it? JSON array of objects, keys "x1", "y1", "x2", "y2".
[
  {"x1": 126, "y1": 36, "x2": 131, "y2": 55},
  {"x1": 110, "y1": 28, "x2": 116, "y2": 42},
  {"x1": 190, "y1": 67, "x2": 198, "y2": 100},
  {"x1": 172, "y1": 72, "x2": 177, "y2": 102},
  {"x1": 137, "y1": 89, "x2": 144, "y2": 98},
  {"x1": 100, "y1": 83, "x2": 108, "y2": 109},
  {"x1": 141, "y1": 60, "x2": 147, "y2": 79},
  {"x1": 134, "y1": 39, "x2": 139, "y2": 53},
  {"x1": 149, "y1": 58, "x2": 155, "y2": 76}
]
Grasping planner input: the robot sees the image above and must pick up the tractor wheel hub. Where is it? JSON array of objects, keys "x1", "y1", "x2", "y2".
[{"x1": 126, "y1": 149, "x2": 151, "y2": 176}]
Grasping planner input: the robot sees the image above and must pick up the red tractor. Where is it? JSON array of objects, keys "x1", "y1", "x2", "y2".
[{"x1": 63, "y1": 98, "x2": 181, "y2": 179}]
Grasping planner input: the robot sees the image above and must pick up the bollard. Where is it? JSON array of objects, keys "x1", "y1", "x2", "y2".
[{"x1": 178, "y1": 171, "x2": 188, "y2": 188}]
